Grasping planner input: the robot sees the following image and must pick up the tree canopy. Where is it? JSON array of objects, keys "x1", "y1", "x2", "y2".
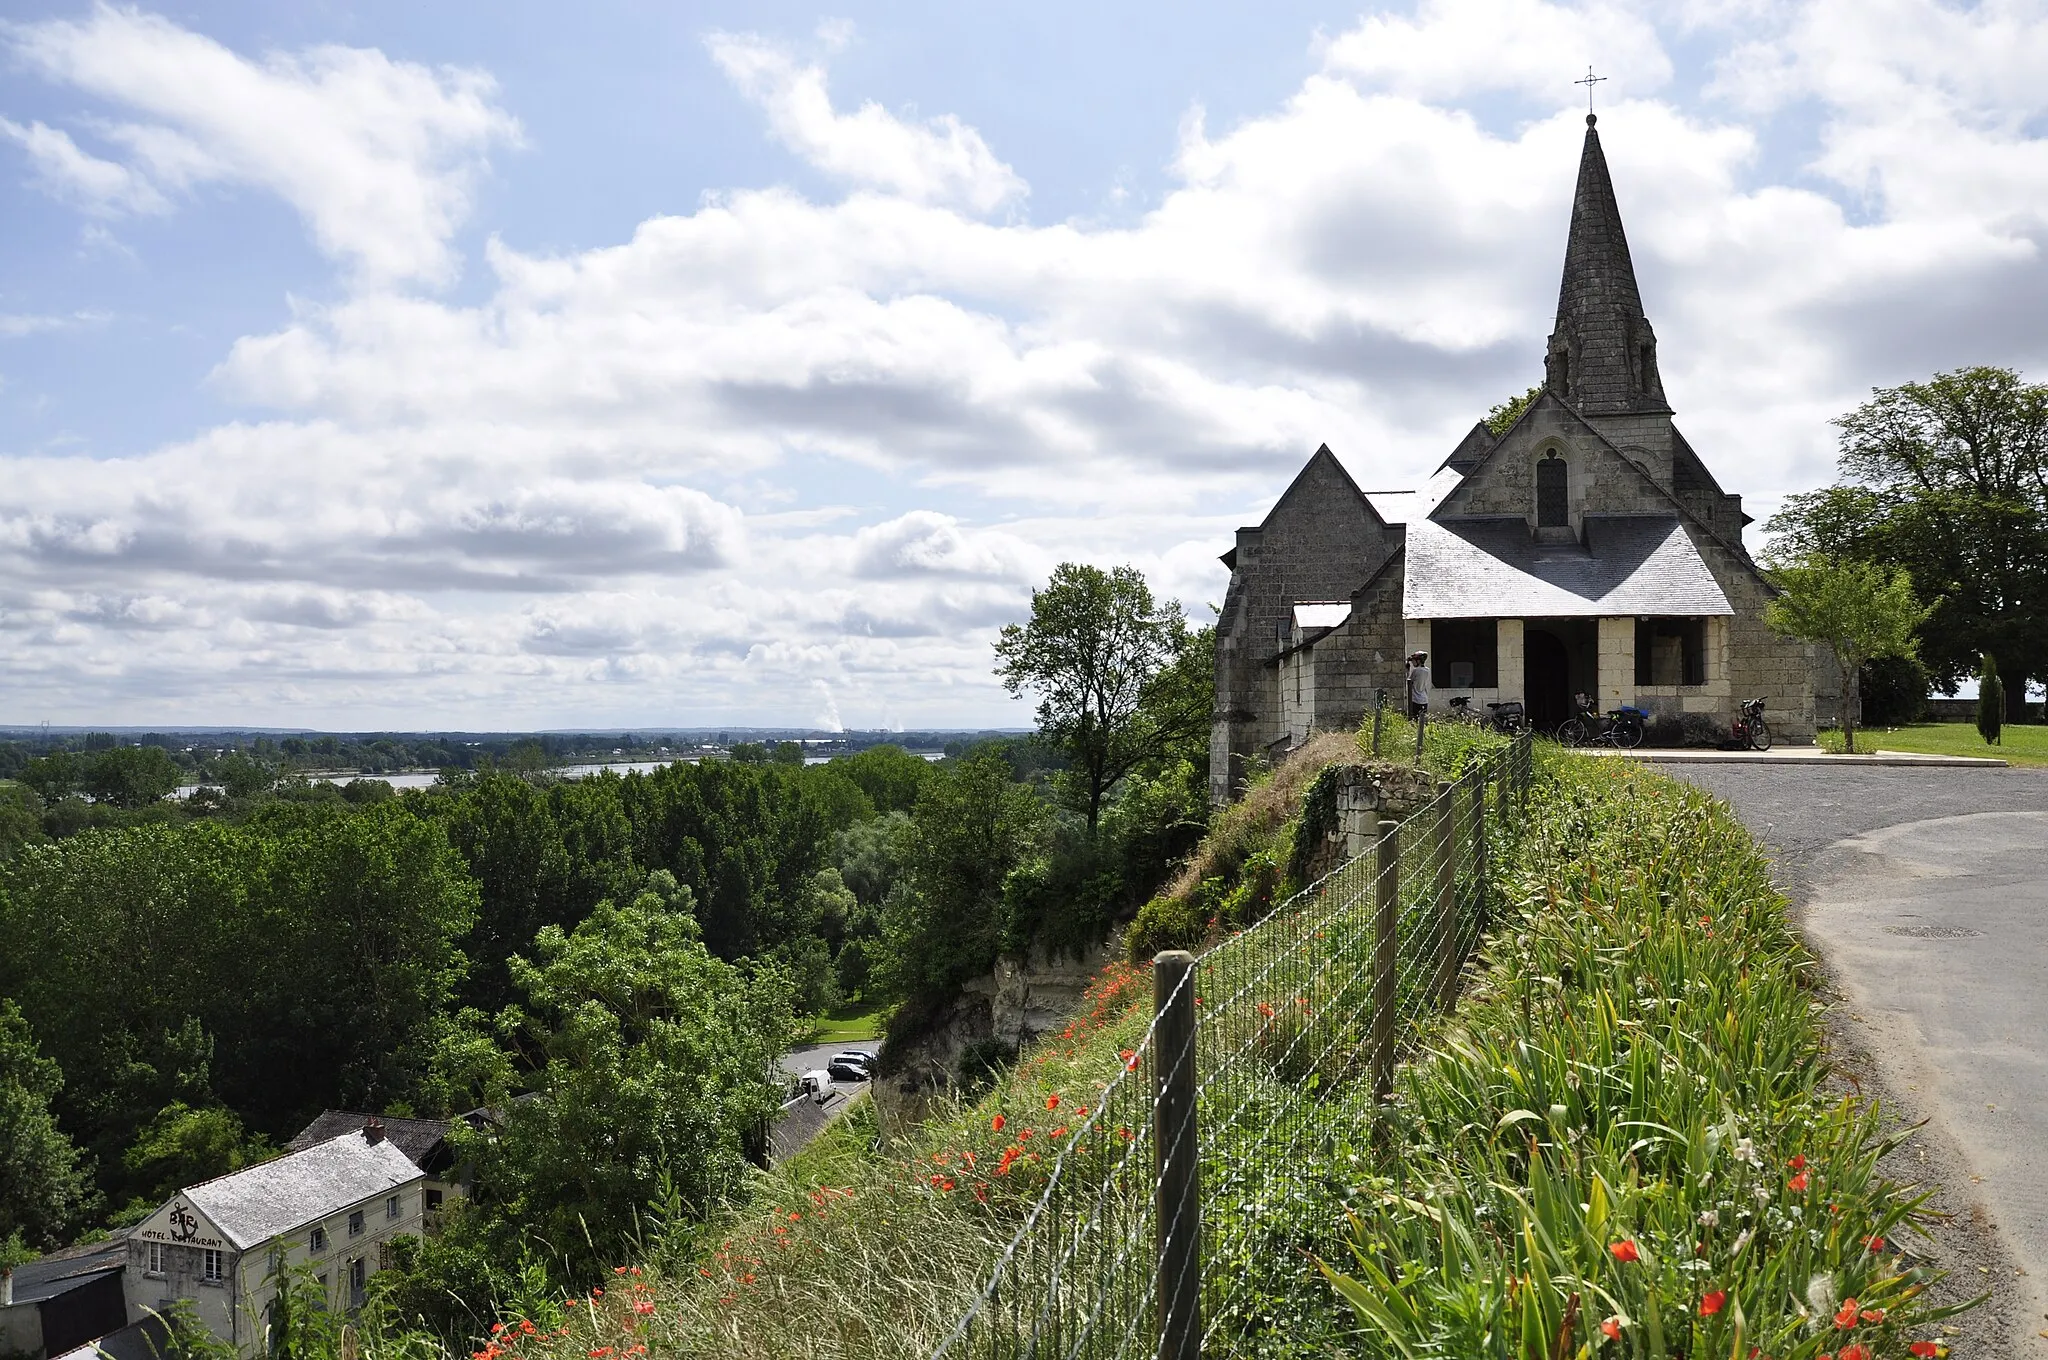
[
  {"x1": 994, "y1": 563, "x2": 1205, "y2": 831},
  {"x1": 1764, "y1": 555, "x2": 1929, "y2": 753},
  {"x1": 1767, "y1": 366, "x2": 2048, "y2": 718}
]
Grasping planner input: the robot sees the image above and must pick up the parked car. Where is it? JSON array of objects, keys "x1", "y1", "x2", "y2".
[
  {"x1": 832, "y1": 1050, "x2": 877, "y2": 1075},
  {"x1": 826, "y1": 1059, "x2": 869, "y2": 1083}
]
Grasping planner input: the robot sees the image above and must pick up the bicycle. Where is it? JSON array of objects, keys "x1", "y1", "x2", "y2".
[
  {"x1": 1557, "y1": 694, "x2": 1647, "y2": 749},
  {"x1": 1445, "y1": 696, "x2": 1531, "y2": 735},
  {"x1": 1731, "y1": 696, "x2": 1772, "y2": 751}
]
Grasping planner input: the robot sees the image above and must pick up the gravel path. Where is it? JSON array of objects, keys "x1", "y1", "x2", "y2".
[{"x1": 1654, "y1": 760, "x2": 2048, "y2": 1356}]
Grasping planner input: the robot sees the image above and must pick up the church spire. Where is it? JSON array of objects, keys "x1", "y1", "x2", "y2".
[{"x1": 1545, "y1": 114, "x2": 1669, "y2": 417}]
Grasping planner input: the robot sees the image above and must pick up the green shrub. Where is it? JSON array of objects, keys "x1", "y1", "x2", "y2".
[
  {"x1": 1978, "y1": 654, "x2": 2005, "y2": 745},
  {"x1": 1124, "y1": 877, "x2": 1219, "y2": 960},
  {"x1": 1860, "y1": 654, "x2": 1930, "y2": 726}
]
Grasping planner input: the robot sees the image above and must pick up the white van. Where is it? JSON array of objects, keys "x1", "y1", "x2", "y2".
[{"x1": 798, "y1": 1070, "x2": 834, "y2": 1104}]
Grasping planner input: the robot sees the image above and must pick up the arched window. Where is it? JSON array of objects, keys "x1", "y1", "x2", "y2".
[{"x1": 1536, "y1": 452, "x2": 1569, "y2": 527}]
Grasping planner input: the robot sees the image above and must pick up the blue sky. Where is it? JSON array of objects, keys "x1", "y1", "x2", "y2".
[{"x1": 6, "y1": 0, "x2": 2048, "y2": 728}]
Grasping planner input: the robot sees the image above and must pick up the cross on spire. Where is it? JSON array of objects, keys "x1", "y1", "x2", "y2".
[{"x1": 1575, "y1": 65, "x2": 1607, "y2": 116}]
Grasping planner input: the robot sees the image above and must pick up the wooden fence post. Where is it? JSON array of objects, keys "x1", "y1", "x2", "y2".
[
  {"x1": 1471, "y1": 773, "x2": 1490, "y2": 940},
  {"x1": 1431, "y1": 780, "x2": 1460, "y2": 1010},
  {"x1": 1153, "y1": 951, "x2": 1201, "y2": 1360},
  {"x1": 1371, "y1": 823, "x2": 1400, "y2": 1106},
  {"x1": 1371, "y1": 689, "x2": 1386, "y2": 758}
]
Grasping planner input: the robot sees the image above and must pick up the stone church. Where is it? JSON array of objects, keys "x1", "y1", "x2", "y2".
[{"x1": 1210, "y1": 114, "x2": 1835, "y2": 802}]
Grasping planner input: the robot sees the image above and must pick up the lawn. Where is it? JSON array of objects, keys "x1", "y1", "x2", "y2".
[
  {"x1": 1853, "y1": 720, "x2": 2048, "y2": 766},
  {"x1": 802, "y1": 1000, "x2": 889, "y2": 1044}
]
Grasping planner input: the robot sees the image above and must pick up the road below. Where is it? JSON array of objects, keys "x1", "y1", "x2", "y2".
[
  {"x1": 1656, "y1": 759, "x2": 2048, "y2": 1355},
  {"x1": 768, "y1": 1040, "x2": 882, "y2": 1164}
]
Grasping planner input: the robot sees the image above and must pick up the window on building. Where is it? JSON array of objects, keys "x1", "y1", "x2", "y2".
[
  {"x1": 386, "y1": 1195, "x2": 400, "y2": 1220},
  {"x1": 425, "y1": 1189, "x2": 444, "y2": 1212},
  {"x1": 348, "y1": 1258, "x2": 366, "y2": 1308},
  {"x1": 146, "y1": 1242, "x2": 167, "y2": 1277},
  {"x1": 310, "y1": 1226, "x2": 327, "y2": 1252},
  {"x1": 1635, "y1": 618, "x2": 1707, "y2": 686},
  {"x1": 1536, "y1": 453, "x2": 1569, "y2": 528},
  {"x1": 1431, "y1": 618, "x2": 1499, "y2": 689},
  {"x1": 201, "y1": 1249, "x2": 225, "y2": 1284},
  {"x1": 348, "y1": 1210, "x2": 364, "y2": 1237}
]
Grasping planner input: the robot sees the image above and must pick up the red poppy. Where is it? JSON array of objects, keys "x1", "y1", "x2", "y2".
[
  {"x1": 1121, "y1": 1050, "x2": 1139, "y2": 1071},
  {"x1": 1787, "y1": 1154, "x2": 1807, "y2": 1170},
  {"x1": 1609, "y1": 1240, "x2": 1640, "y2": 1263},
  {"x1": 1859, "y1": 1308, "x2": 1885, "y2": 1324},
  {"x1": 992, "y1": 1114, "x2": 1006, "y2": 1133},
  {"x1": 1601, "y1": 1318, "x2": 1622, "y2": 1341},
  {"x1": 1835, "y1": 1299, "x2": 1860, "y2": 1329},
  {"x1": 1839, "y1": 1347, "x2": 1868, "y2": 1360},
  {"x1": 1910, "y1": 1343, "x2": 1941, "y2": 1357},
  {"x1": 1788, "y1": 1171, "x2": 1810, "y2": 1192},
  {"x1": 1046, "y1": 1095, "x2": 1060, "y2": 1111},
  {"x1": 1865, "y1": 1235, "x2": 1884, "y2": 1251},
  {"x1": 1700, "y1": 1291, "x2": 1727, "y2": 1317}
]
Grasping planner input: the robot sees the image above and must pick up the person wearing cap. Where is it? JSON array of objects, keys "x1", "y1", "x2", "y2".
[{"x1": 1406, "y1": 651, "x2": 1430, "y2": 720}]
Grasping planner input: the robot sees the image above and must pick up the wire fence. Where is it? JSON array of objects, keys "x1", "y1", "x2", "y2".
[{"x1": 931, "y1": 732, "x2": 1538, "y2": 1360}]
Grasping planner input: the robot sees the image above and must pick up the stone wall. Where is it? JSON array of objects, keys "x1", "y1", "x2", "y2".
[{"x1": 1211, "y1": 449, "x2": 1398, "y2": 802}]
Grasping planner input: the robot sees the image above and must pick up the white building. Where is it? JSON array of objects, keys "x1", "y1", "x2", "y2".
[{"x1": 124, "y1": 1127, "x2": 427, "y2": 1356}]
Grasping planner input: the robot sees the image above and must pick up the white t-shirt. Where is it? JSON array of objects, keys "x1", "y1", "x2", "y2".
[{"x1": 1408, "y1": 663, "x2": 1431, "y2": 705}]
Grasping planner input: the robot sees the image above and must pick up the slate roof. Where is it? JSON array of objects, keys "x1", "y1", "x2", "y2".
[
  {"x1": 5, "y1": 1240, "x2": 127, "y2": 1304},
  {"x1": 183, "y1": 1132, "x2": 422, "y2": 1249},
  {"x1": 287, "y1": 1112, "x2": 454, "y2": 1170},
  {"x1": 51, "y1": 1315, "x2": 171, "y2": 1360},
  {"x1": 1403, "y1": 515, "x2": 1732, "y2": 619}
]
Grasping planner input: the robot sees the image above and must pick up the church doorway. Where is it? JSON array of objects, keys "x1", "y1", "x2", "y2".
[
  {"x1": 1524, "y1": 619, "x2": 1599, "y2": 731},
  {"x1": 1525, "y1": 629, "x2": 1572, "y2": 731}
]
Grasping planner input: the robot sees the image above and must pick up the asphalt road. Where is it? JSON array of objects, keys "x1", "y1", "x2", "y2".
[
  {"x1": 1657, "y1": 759, "x2": 2048, "y2": 1354},
  {"x1": 768, "y1": 1040, "x2": 883, "y2": 1163}
]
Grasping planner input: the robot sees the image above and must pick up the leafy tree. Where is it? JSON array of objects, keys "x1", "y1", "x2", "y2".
[
  {"x1": 85, "y1": 746, "x2": 184, "y2": 808},
  {"x1": 19, "y1": 753, "x2": 81, "y2": 804},
  {"x1": 1978, "y1": 654, "x2": 2006, "y2": 746},
  {"x1": 1764, "y1": 556, "x2": 1931, "y2": 753},
  {"x1": 435, "y1": 885, "x2": 795, "y2": 1281},
  {"x1": 995, "y1": 564, "x2": 1197, "y2": 832},
  {"x1": 1769, "y1": 366, "x2": 2048, "y2": 721},
  {"x1": 0, "y1": 783, "x2": 44, "y2": 861},
  {"x1": 1484, "y1": 385, "x2": 1544, "y2": 436},
  {"x1": 210, "y1": 751, "x2": 277, "y2": 800},
  {"x1": 119, "y1": 1102, "x2": 273, "y2": 1215},
  {"x1": 830, "y1": 745, "x2": 935, "y2": 814},
  {"x1": 0, "y1": 998, "x2": 96, "y2": 1251},
  {"x1": 1857, "y1": 654, "x2": 1930, "y2": 727},
  {"x1": 879, "y1": 753, "x2": 1043, "y2": 998}
]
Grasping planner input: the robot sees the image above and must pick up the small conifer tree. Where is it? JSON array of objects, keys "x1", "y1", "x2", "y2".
[{"x1": 1977, "y1": 654, "x2": 2005, "y2": 746}]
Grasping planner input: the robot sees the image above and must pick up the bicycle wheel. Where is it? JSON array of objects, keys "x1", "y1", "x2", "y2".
[
  {"x1": 1615, "y1": 717, "x2": 1644, "y2": 749},
  {"x1": 1557, "y1": 718, "x2": 1588, "y2": 747},
  {"x1": 1749, "y1": 719, "x2": 1772, "y2": 752}
]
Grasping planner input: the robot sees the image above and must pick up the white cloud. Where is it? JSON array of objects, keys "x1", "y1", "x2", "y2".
[
  {"x1": 849, "y1": 511, "x2": 1036, "y2": 581},
  {"x1": 706, "y1": 29, "x2": 1025, "y2": 213},
  {"x1": 5, "y1": 3, "x2": 519, "y2": 286},
  {"x1": 0, "y1": 115, "x2": 170, "y2": 213},
  {"x1": 1323, "y1": 0, "x2": 1672, "y2": 103}
]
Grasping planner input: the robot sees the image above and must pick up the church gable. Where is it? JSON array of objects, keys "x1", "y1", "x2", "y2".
[{"x1": 1430, "y1": 392, "x2": 1676, "y2": 528}]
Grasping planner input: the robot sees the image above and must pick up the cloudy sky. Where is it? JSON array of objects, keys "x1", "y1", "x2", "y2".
[{"x1": 5, "y1": 0, "x2": 2048, "y2": 730}]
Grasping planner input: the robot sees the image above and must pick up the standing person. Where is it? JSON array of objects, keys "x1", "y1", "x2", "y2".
[{"x1": 1406, "y1": 651, "x2": 1431, "y2": 720}]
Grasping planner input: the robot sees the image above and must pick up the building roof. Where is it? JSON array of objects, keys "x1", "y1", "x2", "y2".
[
  {"x1": 1403, "y1": 515, "x2": 1732, "y2": 620},
  {"x1": 1551, "y1": 116, "x2": 1669, "y2": 417},
  {"x1": 51, "y1": 1315, "x2": 171, "y2": 1360},
  {"x1": 287, "y1": 1112, "x2": 454, "y2": 1169},
  {"x1": 5, "y1": 1240, "x2": 127, "y2": 1305},
  {"x1": 184, "y1": 1132, "x2": 422, "y2": 1250}
]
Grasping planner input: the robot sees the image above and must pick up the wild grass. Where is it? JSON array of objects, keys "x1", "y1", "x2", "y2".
[
  {"x1": 1833, "y1": 720, "x2": 2048, "y2": 766},
  {"x1": 1323, "y1": 756, "x2": 1975, "y2": 1358}
]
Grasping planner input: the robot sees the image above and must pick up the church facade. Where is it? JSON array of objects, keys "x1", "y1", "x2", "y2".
[{"x1": 1210, "y1": 114, "x2": 1836, "y2": 802}]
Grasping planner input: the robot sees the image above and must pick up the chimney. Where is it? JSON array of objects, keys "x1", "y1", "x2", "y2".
[{"x1": 363, "y1": 1118, "x2": 385, "y2": 1146}]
